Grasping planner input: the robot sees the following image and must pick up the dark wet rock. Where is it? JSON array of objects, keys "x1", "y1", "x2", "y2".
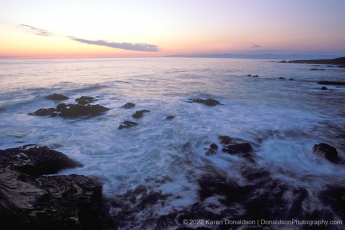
[
  {"x1": 312, "y1": 143, "x2": 338, "y2": 162},
  {"x1": 118, "y1": 120, "x2": 138, "y2": 129},
  {"x1": 278, "y1": 60, "x2": 287, "y2": 63},
  {"x1": 0, "y1": 145, "x2": 81, "y2": 175},
  {"x1": 247, "y1": 74, "x2": 251, "y2": 76},
  {"x1": 289, "y1": 78, "x2": 294, "y2": 80},
  {"x1": 45, "y1": 93, "x2": 69, "y2": 100},
  {"x1": 218, "y1": 135, "x2": 254, "y2": 162},
  {"x1": 132, "y1": 110, "x2": 151, "y2": 119},
  {"x1": 210, "y1": 143, "x2": 218, "y2": 150},
  {"x1": 321, "y1": 87, "x2": 328, "y2": 90},
  {"x1": 339, "y1": 65, "x2": 345, "y2": 68},
  {"x1": 0, "y1": 146, "x2": 103, "y2": 230},
  {"x1": 122, "y1": 102, "x2": 135, "y2": 109},
  {"x1": 75, "y1": 96, "x2": 95, "y2": 105},
  {"x1": 166, "y1": 115, "x2": 175, "y2": 120},
  {"x1": 253, "y1": 75, "x2": 259, "y2": 77},
  {"x1": 288, "y1": 57, "x2": 345, "y2": 65},
  {"x1": 317, "y1": 81, "x2": 345, "y2": 86},
  {"x1": 319, "y1": 183, "x2": 345, "y2": 220},
  {"x1": 59, "y1": 104, "x2": 109, "y2": 117},
  {"x1": 31, "y1": 108, "x2": 58, "y2": 117},
  {"x1": 190, "y1": 98, "x2": 220, "y2": 106},
  {"x1": 278, "y1": 77, "x2": 286, "y2": 80}
]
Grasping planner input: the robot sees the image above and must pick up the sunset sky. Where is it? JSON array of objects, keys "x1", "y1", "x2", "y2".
[{"x1": 1, "y1": 0, "x2": 345, "y2": 59}]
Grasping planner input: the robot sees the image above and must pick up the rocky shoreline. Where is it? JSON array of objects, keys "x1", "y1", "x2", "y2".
[{"x1": 0, "y1": 145, "x2": 103, "y2": 230}]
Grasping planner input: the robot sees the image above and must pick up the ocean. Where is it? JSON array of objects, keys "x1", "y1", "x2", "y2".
[{"x1": 0, "y1": 57, "x2": 344, "y2": 229}]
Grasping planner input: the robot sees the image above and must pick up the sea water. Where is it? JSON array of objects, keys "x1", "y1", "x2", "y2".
[{"x1": 0, "y1": 58, "x2": 344, "y2": 229}]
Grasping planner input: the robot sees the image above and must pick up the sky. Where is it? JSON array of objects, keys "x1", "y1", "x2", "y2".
[{"x1": 1, "y1": 0, "x2": 345, "y2": 59}]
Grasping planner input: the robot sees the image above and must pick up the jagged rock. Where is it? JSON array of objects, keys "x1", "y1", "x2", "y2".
[
  {"x1": 218, "y1": 135, "x2": 254, "y2": 162},
  {"x1": 166, "y1": 116, "x2": 175, "y2": 120},
  {"x1": 312, "y1": 143, "x2": 338, "y2": 162},
  {"x1": 278, "y1": 77, "x2": 286, "y2": 80},
  {"x1": 0, "y1": 145, "x2": 81, "y2": 175},
  {"x1": 321, "y1": 87, "x2": 328, "y2": 90},
  {"x1": 190, "y1": 98, "x2": 220, "y2": 106},
  {"x1": 75, "y1": 96, "x2": 95, "y2": 105},
  {"x1": 0, "y1": 146, "x2": 103, "y2": 230},
  {"x1": 132, "y1": 110, "x2": 150, "y2": 119},
  {"x1": 317, "y1": 81, "x2": 345, "y2": 86},
  {"x1": 59, "y1": 104, "x2": 109, "y2": 117},
  {"x1": 45, "y1": 93, "x2": 69, "y2": 100},
  {"x1": 122, "y1": 102, "x2": 135, "y2": 109},
  {"x1": 247, "y1": 74, "x2": 252, "y2": 76},
  {"x1": 119, "y1": 121, "x2": 138, "y2": 129}
]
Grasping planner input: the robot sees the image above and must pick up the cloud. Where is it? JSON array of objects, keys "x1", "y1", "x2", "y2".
[
  {"x1": 251, "y1": 44, "x2": 262, "y2": 49},
  {"x1": 68, "y1": 36, "x2": 160, "y2": 52},
  {"x1": 19, "y1": 24, "x2": 55, "y2": 36}
]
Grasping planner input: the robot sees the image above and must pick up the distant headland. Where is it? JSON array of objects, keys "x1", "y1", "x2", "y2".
[{"x1": 281, "y1": 56, "x2": 345, "y2": 65}]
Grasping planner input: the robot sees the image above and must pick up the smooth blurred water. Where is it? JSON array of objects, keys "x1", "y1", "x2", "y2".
[{"x1": 0, "y1": 57, "x2": 344, "y2": 229}]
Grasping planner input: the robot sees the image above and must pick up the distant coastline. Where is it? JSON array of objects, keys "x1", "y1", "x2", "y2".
[
  {"x1": 165, "y1": 53, "x2": 342, "y2": 60},
  {"x1": 285, "y1": 56, "x2": 345, "y2": 65}
]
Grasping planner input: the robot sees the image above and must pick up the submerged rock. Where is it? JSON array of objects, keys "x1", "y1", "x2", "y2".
[
  {"x1": 122, "y1": 102, "x2": 135, "y2": 109},
  {"x1": 0, "y1": 145, "x2": 103, "y2": 229},
  {"x1": 252, "y1": 75, "x2": 259, "y2": 77},
  {"x1": 45, "y1": 93, "x2": 69, "y2": 100},
  {"x1": 247, "y1": 74, "x2": 252, "y2": 76},
  {"x1": 317, "y1": 81, "x2": 345, "y2": 86},
  {"x1": 289, "y1": 78, "x2": 294, "y2": 80},
  {"x1": 31, "y1": 108, "x2": 58, "y2": 117},
  {"x1": 278, "y1": 77, "x2": 286, "y2": 80},
  {"x1": 321, "y1": 87, "x2": 328, "y2": 90},
  {"x1": 119, "y1": 120, "x2": 138, "y2": 129},
  {"x1": 190, "y1": 98, "x2": 220, "y2": 106},
  {"x1": 166, "y1": 115, "x2": 175, "y2": 120},
  {"x1": 312, "y1": 143, "x2": 338, "y2": 162},
  {"x1": 132, "y1": 110, "x2": 151, "y2": 119},
  {"x1": 75, "y1": 96, "x2": 95, "y2": 105}
]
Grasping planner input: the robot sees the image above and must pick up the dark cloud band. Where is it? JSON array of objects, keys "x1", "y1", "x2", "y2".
[{"x1": 68, "y1": 36, "x2": 160, "y2": 52}]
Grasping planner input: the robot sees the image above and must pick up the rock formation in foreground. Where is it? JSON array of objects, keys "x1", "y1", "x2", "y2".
[{"x1": 0, "y1": 145, "x2": 103, "y2": 230}]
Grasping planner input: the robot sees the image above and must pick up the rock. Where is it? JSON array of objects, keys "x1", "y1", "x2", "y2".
[
  {"x1": 59, "y1": 104, "x2": 109, "y2": 117},
  {"x1": 132, "y1": 110, "x2": 151, "y2": 119},
  {"x1": 317, "y1": 81, "x2": 345, "y2": 86},
  {"x1": 0, "y1": 146, "x2": 103, "y2": 229},
  {"x1": 166, "y1": 116, "x2": 175, "y2": 120},
  {"x1": 278, "y1": 77, "x2": 286, "y2": 80},
  {"x1": 0, "y1": 145, "x2": 81, "y2": 175},
  {"x1": 252, "y1": 75, "x2": 259, "y2": 77},
  {"x1": 122, "y1": 102, "x2": 135, "y2": 109},
  {"x1": 210, "y1": 143, "x2": 218, "y2": 150},
  {"x1": 289, "y1": 78, "x2": 294, "y2": 80},
  {"x1": 310, "y1": 68, "x2": 319, "y2": 70},
  {"x1": 312, "y1": 143, "x2": 338, "y2": 162},
  {"x1": 247, "y1": 74, "x2": 251, "y2": 76},
  {"x1": 190, "y1": 98, "x2": 220, "y2": 106},
  {"x1": 45, "y1": 93, "x2": 69, "y2": 100},
  {"x1": 119, "y1": 121, "x2": 138, "y2": 129},
  {"x1": 279, "y1": 60, "x2": 287, "y2": 63},
  {"x1": 218, "y1": 135, "x2": 254, "y2": 162},
  {"x1": 321, "y1": 87, "x2": 328, "y2": 90},
  {"x1": 31, "y1": 108, "x2": 58, "y2": 117},
  {"x1": 75, "y1": 96, "x2": 95, "y2": 105}
]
